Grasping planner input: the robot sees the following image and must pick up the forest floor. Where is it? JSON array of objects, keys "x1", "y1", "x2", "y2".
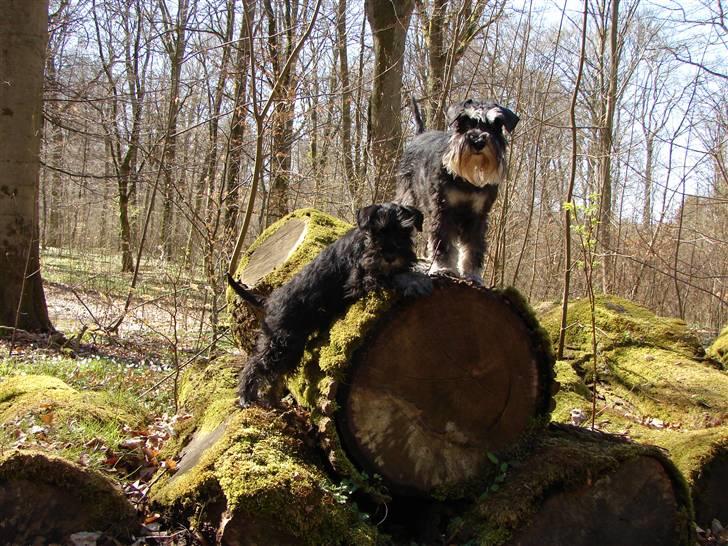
[
  {"x1": 2, "y1": 251, "x2": 726, "y2": 545},
  {"x1": 0, "y1": 250, "x2": 235, "y2": 544}
]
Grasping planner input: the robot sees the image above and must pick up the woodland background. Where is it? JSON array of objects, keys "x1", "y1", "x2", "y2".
[{"x1": 33, "y1": 0, "x2": 727, "y2": 341}]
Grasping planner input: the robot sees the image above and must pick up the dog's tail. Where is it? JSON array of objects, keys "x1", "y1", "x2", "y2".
[
  {"x1": 410, "y1": 95, "x2": 426, "y2": 134},
  {"x1": 227, "y1": 273, "x2": 265, "y2": 310}
]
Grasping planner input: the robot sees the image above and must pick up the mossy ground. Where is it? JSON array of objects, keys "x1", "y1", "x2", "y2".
[
  {"x1": 0, "y1": 373, "x2": 149, "y2": 470},
  {"x1": 540, "y1": 295, "x2": 727, "y2": 487}
]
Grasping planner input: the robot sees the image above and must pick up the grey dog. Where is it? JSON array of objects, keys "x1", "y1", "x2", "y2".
[{"x1": 396, "y1": 98, "x2": 519, "y2": 283}]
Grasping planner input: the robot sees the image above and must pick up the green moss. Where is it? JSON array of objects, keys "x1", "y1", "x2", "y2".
[
  {"x1": 318, "y1": 290, "x2": 395, "y2": 377},
  {"x1": 151, "y1": 408, "x2": 377, "y2": 545},
  {"x1": 707, "y1": 324, "x2": 728, "y2": 368},
  {"x1": 540, "y1": 295, "x2": 704, "y2": 357},
  {"x1": 0, "y1": 375, "x2": 147, "y2": 468}
]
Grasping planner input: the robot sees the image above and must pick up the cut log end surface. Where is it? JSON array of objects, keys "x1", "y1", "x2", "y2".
[
  {"x1": 239, "y1": 218, "x2": 308, "y2": 286},
  {"x1": 338, "y1": 282, "x2": 553, "y2": 494}
]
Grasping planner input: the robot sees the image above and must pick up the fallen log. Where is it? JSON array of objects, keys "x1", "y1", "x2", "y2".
[
  {"x1": 540, "y1": 296, "x2": 728, "y2": 527},
  {"x1": 150, "y1": 358, "x2": 378, "y2": 545},
  {"x1": 226, "y1": 208, "x2": 352, "y2": 352},
  {"x1": 449, "y1": 424, "x2": 694, "y2": 546},
  {"x1": 155, "y1": 359, "x2": 695, "y2": 545},
  {"x1": 290, "y1": 277, "x2": 557, "y2": 497},
  {"x1": 0, "y1": 375, "x2": 139, "y2": 542}
]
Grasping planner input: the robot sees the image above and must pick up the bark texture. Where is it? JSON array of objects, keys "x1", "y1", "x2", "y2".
[{"x1": 0, "y1": 0, "x2": 53, "y2": 332}]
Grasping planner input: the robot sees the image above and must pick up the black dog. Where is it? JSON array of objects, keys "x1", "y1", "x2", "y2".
[
  {"x1": 396, "y1": 99, "x2": 519, "y2": 283},
  {"x1": 228, "y1": 203, "x2": 431, "y2": 407}
]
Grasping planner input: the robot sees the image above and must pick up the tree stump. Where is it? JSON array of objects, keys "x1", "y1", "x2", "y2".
[
  {"x1": 227, "y1": 208, "x2": 352, "y2": 352},
  {"x1": 290, "y1": 277, "x2": 557, "y2": 497}
]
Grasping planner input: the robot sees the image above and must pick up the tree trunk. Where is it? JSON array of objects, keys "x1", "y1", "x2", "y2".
[
  {"x1": 159, "y1": 0, "x2": 190, "y2": 260},
  {"x1": 365, "y1": 0, "x2": 414, "y2": 201},
  {"x1": 222, "y1": 0, "x2": 255, "y2": 236},
  {"x1": 0, "y1": 0, "x2": 53, "y2": 333},
  {"x1": 336, "y1": 0, "x2": 358, "y2": 206}
]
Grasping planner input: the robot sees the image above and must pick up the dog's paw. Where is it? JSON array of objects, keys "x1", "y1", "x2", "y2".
[
  {"x1": 393, "y1": 271, "x2": 433, "y2": 297},
  {"x1": 464, "y1": 273, "x2": 485, "y2": 285},
  {"x1": 429, "y1": 267, "x2": 459, "y2": 279}
]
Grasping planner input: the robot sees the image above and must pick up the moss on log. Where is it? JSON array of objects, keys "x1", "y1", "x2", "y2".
[
  {"x1": 449, "y1": 424, "x2": 694, "y2": 546},
  {"x1": 539, "y1": 295, "x2": 704, "y2": 358},
  {"x1": 287, "y1": 278, "x2": 556, "y2": 498},
  {"x1": 227, "y1": 208, "x2": 352, "y2": 352},
  {"x1": 707, "y1": 324, "x2": 728, "y2": 368},
  {"x1": 0, "y1": 375, "x2": 140, "y2": 542},
  {"x1": 0, "y1": 450, "x2": 136, "y2": 543},
  {"x1": 540, "y1": 296, "x2": 728, "y2": 526},
  {"x1": 150, "y1": 357, "x2": 378, "y2": 545}
]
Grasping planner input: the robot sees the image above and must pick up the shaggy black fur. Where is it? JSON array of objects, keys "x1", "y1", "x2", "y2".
[
  {"x1": 229, "y1": 203, "x2": 432, "y2": 407},
  {"x1": 397, "y1": 99, "x2": 519, "y2": 283}
]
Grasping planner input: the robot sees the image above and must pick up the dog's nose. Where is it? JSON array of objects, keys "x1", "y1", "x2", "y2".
[{"x1": 470, "y1": 134, "x2": 486, "y2": 151}]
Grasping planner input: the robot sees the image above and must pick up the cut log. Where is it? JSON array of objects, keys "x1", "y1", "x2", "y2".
[
  {"x1": 289, "y1": 278, "x2": 557, "y2": 497},
  {"x1": 150, "y1": 358, "x2": 378, "y2": 545},
  {"x1": 227, "y1": 208, "x2": 352, "y2": 352},
  {"x1": 0, "y1": 451, "x2": 136, "y2": 544},
  {"x1": 158, "y1": 361, "x2": 695, "y2": 545},
  {"x1": 0, "y1": 375, "x2": 140, "y2": 542},
  {"x1": 540, "y1": 295, "x2": 728, "y2": 527},
  {"x1": 450, "y1": 424, "x2": 694, "y2": 546}
]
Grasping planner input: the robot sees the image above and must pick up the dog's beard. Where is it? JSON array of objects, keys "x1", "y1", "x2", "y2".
[{"x1": 443, "y1": 133, "x2": 504, "y2": 187}]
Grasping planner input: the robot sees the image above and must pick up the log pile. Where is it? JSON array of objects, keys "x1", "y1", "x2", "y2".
[{"x1": 149, "y1": 208, "x2": 701, "y2": 544}]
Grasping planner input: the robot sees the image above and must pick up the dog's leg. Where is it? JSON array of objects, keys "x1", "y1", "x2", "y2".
[
  {"x1": 428, "y1": 210, "x2": 459, "y2": 275},
  {"x1": 459, "y1": 217, "x2": 489, "y2": 284}
]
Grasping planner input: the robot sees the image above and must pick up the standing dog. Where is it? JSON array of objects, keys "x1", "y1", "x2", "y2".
[
  {"x1": 396, "y1": 99, "x2": 519, "y2": 283},
  {"x1": 229, "y1": 203, "x2": 431, "y2": 407}
]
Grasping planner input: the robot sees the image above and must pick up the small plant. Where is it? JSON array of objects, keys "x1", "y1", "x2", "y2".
[{"x1": 565, "y1": 194, "x2": 601, "y2": 430}]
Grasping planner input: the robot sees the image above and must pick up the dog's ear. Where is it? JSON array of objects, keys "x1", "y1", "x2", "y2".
[
  {"x1": 356, "y1": 204, "x2": 380, "y2": 231},
  {"x1": 403, "y1": 205, "x2": 424, "y2": 232},
  {"x1": 486, "y1": 104, "x2": 520, "y2": 133}
]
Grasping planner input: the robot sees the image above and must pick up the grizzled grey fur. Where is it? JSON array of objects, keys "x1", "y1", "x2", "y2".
[
  {"x1": 228, "y1": 203, "x2": 432, "y2": 407},
  {"x1": 396, "y1": 98, "x2": 519, "y2": 283}
]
